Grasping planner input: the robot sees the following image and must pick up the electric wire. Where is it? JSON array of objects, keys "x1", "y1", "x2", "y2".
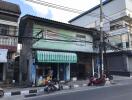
[{"x1": 26, "y1": 0, "x2": 83, "y2": 14}]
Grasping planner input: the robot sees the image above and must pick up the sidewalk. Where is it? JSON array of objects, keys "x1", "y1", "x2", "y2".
[
  {"x1": 3, "y1": 80, "x2": 89, "y2": 97},
  {"x1": 112, "y1": 75, "x2": 132, "y2": 84},
  {"x1": 2, "y1": 75, "x2": 132, "y2": 97}
]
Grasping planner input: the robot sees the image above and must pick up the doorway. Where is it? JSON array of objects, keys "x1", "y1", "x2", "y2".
[{"x1": 0, "y1": 63, "x2": 3, "y2": 81}]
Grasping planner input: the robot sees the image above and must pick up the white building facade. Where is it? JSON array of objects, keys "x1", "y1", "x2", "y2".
[
  {"x1": 69, "y1": 0, "x2": 132, "y2": 76},
  {"x1": 69, "y1": 0, "x2": 132, "y2": 50}
]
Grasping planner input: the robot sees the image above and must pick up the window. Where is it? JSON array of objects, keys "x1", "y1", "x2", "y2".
[
  {"x1": 0, "y1": 24, "x2": 16, "y2": 36},
  {"x1": 9, "y1": 26, "x2": 16, "y2": 35},
  {"x1": 108, "y1": 33, "x2": 129, "y2": 49},
  {"x1": 76, "y1": 34, "x2": 86, "y2": 46},
  {"x1": 0, "y1": 24, "x2": 9, "y2": 35},
  {"x1": 110, "y1": 21, "x2": 124, "y2": 31},
  {"x1": 110, "y1": 24, "x2": 123, "y2": 31}
]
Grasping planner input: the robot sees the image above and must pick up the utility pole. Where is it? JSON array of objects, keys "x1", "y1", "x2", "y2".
[
  {"x1": 99, "y1": 0, "x2": 104, "y2": 77},
  {"x1": 128, "y1": 22, "x2": 132, "y2": 49}
]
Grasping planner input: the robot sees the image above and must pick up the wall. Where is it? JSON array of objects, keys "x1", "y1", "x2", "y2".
[
  {"x1": 0, "y1": 13, "x2": 19, "y2": 22},
  {"x1": 109, "y1": 27, "x2": 129, "y2": 35},
  {"x1": 70, "y1": 0, "x2": 127, "y2": 32},
  {"x1": 125, "y1": 0, "x2": 132, "y2": 18}
]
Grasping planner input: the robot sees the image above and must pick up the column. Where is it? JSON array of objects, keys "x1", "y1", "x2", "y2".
[
  {"x1": 92, "y1": 57, "x2": 95, "y2": 77},
  {"x1": 128, "y1": 23, "x2": 132, "y2": 49},
  {"x1": 3, "y1": 63, "x2": 6, "y2": 81},
  {"x1": 66, "y1": 63, "x2": 70, "y2": 81},
  {"x1": 57, "y1": 63, "x2": 59, "y2": 80}
]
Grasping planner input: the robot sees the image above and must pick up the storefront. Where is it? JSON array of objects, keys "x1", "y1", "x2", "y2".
[
  {"x1": 0, "y1": 49, "x2": 8, "y2": 81},
  {"x1": 33, "y1": 51, "x2": 77, "y2": 85}
]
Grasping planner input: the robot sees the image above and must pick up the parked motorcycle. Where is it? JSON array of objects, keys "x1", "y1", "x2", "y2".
[
  {"x1": 88, "y1": 74, "x2": 106, "y2": 86},
  {"x1": 0, "y1": 88, "x2": 4, "y2": 97},
  {"x1": 44, "y1": 79, "x2": 63, "y2": 93}
]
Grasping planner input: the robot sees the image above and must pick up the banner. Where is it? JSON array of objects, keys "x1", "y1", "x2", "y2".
[{"x1": 0, "y1": 49, "x2": 8, "y2": 63}]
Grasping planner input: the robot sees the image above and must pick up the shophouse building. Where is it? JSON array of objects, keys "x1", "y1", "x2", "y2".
[
  {"x1": 0, "y1": 1, "x2": 21, "y2": 83},
  {"x1": 19, "y1": 15, "x2": 99, "y2": 84}
]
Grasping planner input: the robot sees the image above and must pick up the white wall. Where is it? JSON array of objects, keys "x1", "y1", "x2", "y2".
[
  {"x1": 70, "y1": 0, "x2": 127, "y2": 31},
  {"x1": 125, "y1": 0, "x2": 132, "y2": 18},
  {"x1": 0, "y1": 19, "x2": 18, "y2": 26},
  {"x1": 109, "y1": 27, "x2": 129, "y2": 35}
]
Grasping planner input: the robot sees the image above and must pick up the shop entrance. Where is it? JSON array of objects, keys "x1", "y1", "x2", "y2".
[
  {"x1": 36, "y1": 63, "x2": 68, "y2": 81},
  {"x1": 70, "y1": 63, "x2": 91, "y2": 80},
  {"x1": 0, "y1": 63, "x2": 3, "y2": 81},
  {"x1": 36, "y1": 63, "x2": 58, "y2": 80}
]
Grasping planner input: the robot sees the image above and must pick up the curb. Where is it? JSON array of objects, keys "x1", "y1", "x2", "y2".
[
  {"x1": 4, "y1": 88, "x2": 42, "y2": 97},
  {"x1": 3, "y1": 84, "x2": 85, "y2": 97},
  {"x1": 3, "y1": 83, "x2": 113, "y2": 98}
]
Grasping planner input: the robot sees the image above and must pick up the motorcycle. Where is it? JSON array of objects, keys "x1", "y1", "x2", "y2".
[
  {"x1": 88, "y1": 74, "x2": 106, "y2": 86},
  {"x1": 0, "y1": 88, "x2": 4, "y2": 97},
  {"x1": 44, "y1": 79, "x2": 63, "y2": 93}
]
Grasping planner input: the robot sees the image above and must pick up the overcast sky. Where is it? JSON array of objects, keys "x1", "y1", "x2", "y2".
[{"x1": 7, "y1": 0, "x2": 102, "y2": 23}]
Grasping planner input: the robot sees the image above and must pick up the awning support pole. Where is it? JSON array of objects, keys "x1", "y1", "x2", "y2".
[
  {"x1": 92, "y1": 57, "x2": 95, "y2": 77},
  {"x1": 57, "y1": 63, "x2": 59, "y2": 80}
]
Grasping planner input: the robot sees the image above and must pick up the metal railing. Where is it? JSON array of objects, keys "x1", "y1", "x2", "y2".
[{"x1": 0, "y1": 36, "x2": 18, "y2": 46}]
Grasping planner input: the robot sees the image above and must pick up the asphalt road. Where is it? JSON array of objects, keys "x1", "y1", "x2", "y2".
[{"x1": 25, "y1": 83, "x2": 132, "y2": 100}]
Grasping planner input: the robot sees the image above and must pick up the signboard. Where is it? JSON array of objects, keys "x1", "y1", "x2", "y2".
[
  {"x1": 0, "y1": 49, "x2": 8, "y2": 63},
  {"x1": 33, "y1": 24, "x2": 93, "y2": 53}
]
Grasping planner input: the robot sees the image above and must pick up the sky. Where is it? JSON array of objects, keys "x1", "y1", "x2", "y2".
[{"x1": 6, "y1": 0, "x2": 101, "y2": 23}]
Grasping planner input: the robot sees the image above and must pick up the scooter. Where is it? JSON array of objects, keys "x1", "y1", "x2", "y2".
[
  {"x1": 44, "y1": 80, "x2": 63, "y2": 93},
  {"x1": 0, "y1": 88, "x2": 4, "y2": 97},
  {"x1": 88, "y1": 74, "x2": 106, "y2": 86}
]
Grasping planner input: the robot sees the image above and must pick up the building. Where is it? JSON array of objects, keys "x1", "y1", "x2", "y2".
[
  {"x1": 69, "y1": 0, "x2": 132, "y2": 76},
  {"x1": 19, "y1": 15, "x2": 99, "y2": 85},
  {"x1": 0, "y1": 1, "x2": 21, "y2": 83}
]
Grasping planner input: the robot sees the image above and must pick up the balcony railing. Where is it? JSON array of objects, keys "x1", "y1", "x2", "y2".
[{"x1": 0, "y1": 36, "x2": 18, "y2": 46}]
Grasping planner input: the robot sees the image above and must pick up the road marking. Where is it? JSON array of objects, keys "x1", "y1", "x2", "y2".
[
  {"x1": 21, "y1": 90, "x2": 29, "y2": 95},
  {"x1": 4, "y1": 92, "x2": 11, "y2": 97}
]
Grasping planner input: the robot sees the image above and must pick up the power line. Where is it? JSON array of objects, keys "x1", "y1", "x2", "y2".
[
  {"x1": 0, "y1": 29, "x2": 123, "y2": 53},
  {"x1": 0, "y1": 33, "x2": 93, "y2": 43},
  {"x1": 26, "y1": 0, "x2": 83, "y2": 14},
  {"x1": 27, "y1": 0, "x2": 116, "y2": 20},
  {"x1": 26, "y1": 0, "x2": 113, "y2": 21}
]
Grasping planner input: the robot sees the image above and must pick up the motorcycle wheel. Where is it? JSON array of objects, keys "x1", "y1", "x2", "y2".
[
  {"x1": 46, "y1": 86, "x2": 52, "y2": 93},
  {"x1": 0, "y1": 90, "x2": 4, "y2": 97},
  {"x1": 59, "y1": 85, "x2": 63, "y2": 90}
]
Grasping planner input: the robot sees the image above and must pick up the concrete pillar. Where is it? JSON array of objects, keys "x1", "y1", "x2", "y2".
[
  {"x1": 57, "y1": 63, "x2": 59, "y2": 80},
  {"x1": 92, "y1": 57, "x2": 95, "y2": 77},
  {"x1": 3, "y1": 63, "x2": 6, "y2": 81},
  {"x1": 128, "y1": 23, "x2": 132, "y2": 49},
  {"x1": 66, "y1": 63, "x2": 70, "y2": 81}
]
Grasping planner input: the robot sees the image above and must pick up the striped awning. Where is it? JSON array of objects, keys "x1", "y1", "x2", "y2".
[{"x1": 36, "y1": 51, "x2": 77, "y2": 63}]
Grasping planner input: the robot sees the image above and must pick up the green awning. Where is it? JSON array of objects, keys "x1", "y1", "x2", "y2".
[{"x1": 36, "y1": 51, "x2": 77, "y2": 63}]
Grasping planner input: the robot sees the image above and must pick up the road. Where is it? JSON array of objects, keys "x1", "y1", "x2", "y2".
[{"x1": 24, "y1": 83, "x2": 132, "y2": 100}]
